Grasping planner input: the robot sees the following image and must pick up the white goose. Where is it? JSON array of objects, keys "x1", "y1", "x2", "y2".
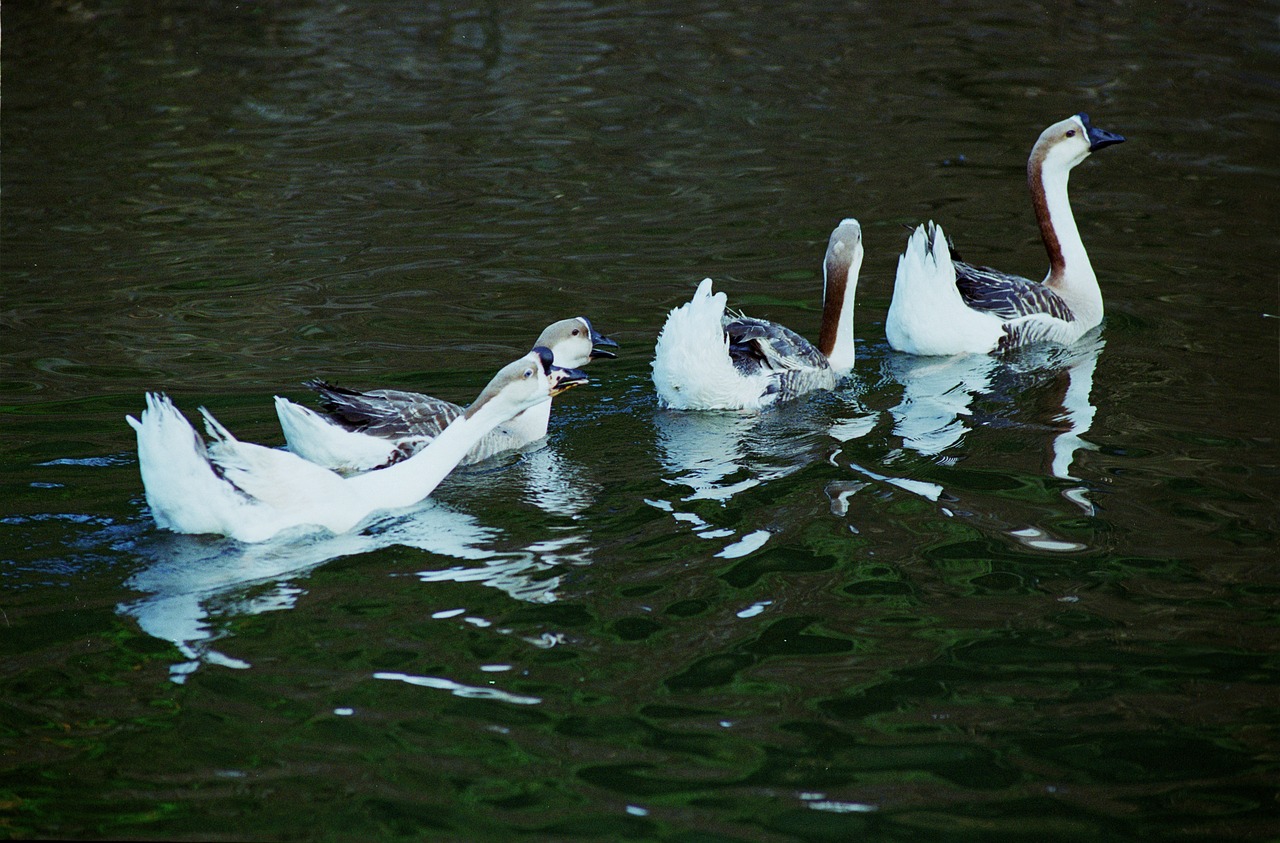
[
  {"x1": 127, "y1": 349, "x2": 587, "y2": 543},
  {"x1": 886, "y1": 113, "x2": 1125, "y2": 355},
  {"x1": 275, "y1": 317, "x2": 617, "y2": 472},
  {"x1": 652, "y1": 218, "x2": 863, "y2": 410}
]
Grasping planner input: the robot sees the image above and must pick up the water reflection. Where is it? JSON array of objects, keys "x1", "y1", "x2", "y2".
[
  {"x1": 119, "y1": 496, "x2": 587, "y2": 683},
  {"x1": 886, "y1": 338, "x2": 1103, "y2": 486},
  {"x1": 883, "y1": 352, "x2": 1002, "y2": 456},
  {"x1": 648, "y1": 402, "x2": 876, "y2": 556}
]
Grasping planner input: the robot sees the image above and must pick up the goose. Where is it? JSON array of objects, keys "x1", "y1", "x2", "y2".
[
  {"x1": 886, "y1": 113, "x2": 1125, "y2": 356},
  {"x1": 275, "y1": 317, "x2": 617, "y2": 472},
  {"x1": 652, "y1": 218, "x2": 863, "y2": 410},
  {"x1": 126, "y1": 349, "x2": 588, "y2": 543}
]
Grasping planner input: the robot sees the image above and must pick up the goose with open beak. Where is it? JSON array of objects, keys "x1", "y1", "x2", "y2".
[
  {"x1": 127, "y1": 349, "x2": 587, "y2": 543},
  {"x1": 275, "y1": 317, "x2": 615, "y2": 471}
]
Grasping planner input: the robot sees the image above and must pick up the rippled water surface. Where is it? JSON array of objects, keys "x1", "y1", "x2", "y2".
[{"x1": 4, "y1": 1, "x2": 1277, "y2": 840}]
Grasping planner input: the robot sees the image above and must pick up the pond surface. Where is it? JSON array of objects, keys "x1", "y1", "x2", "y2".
[{"x1": 3, "y1": 1, "x2": 1277, "y2": 840}]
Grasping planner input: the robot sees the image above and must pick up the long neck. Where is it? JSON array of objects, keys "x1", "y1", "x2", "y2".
[
  {"x1": 817, "y1": 251, "x2": 857, "y2": 373},
  {"x1": 342, "y1": 398, "x2": 526, "y2": 511},
  {"x1": 1030, "y1": 155, "x2": 1101, "y2": 318}
]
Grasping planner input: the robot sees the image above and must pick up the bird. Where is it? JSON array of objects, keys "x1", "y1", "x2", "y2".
[
  {"x1": 274, "y1": 317, "x2": 617, "y2": 472},
  {"x1": 886, "y1": 113, "x2": 1125, "y2": 356},
  {"x1": 652, "y1": 218, "x2": 863, "y2": 410},
  {"x1": 126, "y1": 349, "x2": 588, "y2": 543}
]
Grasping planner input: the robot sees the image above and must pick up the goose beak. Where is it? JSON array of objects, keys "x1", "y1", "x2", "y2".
[
  {"x1": 549, "y1": 365, "x2": 590, "y2": 397},
  {"x1": 1078, "y1": 113, "x2": 1125, "y2": 152},
  {"x1": 588, "y1": 327, "x2": 619, "y2": 360}
]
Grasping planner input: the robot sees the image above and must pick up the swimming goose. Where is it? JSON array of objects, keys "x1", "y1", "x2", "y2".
[
  {"x1": 275, "y1": 317, "x2": 617, "y2": 472},
  {"x1": 652, "y1": 218, "x2": 863, "y2": 410},
  {"x1": 127, "y1": 349, "x2": 588, "y2": 543},
  {"x1": 886, "y1": 113, "x2": 1125, "y2": 355}
]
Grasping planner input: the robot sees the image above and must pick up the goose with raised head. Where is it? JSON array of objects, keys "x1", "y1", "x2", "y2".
[
  {"x1": 127, "y1": 349, "x2": 588, "y2": 543},
  {"x1": 886, "y1": 113, "x2": 1125, "y2": 356},
  {"x1": 275, "y1": 316, "x2": 617, "y2": 472},
  {"x1": 652, "y1": 218, "x2": 863, "y2": 411}
]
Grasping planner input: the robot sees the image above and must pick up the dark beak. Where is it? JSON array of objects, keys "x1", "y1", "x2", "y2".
[
  {"x1": 1078, "y1": 112, "x2": 1125, "y2": 152},
  {"x1": 585, "y1": 320, "x2": 620, "y2": 360},
  {"x1": 549, "y1": 365, "x2": 590, "y2": 397}
]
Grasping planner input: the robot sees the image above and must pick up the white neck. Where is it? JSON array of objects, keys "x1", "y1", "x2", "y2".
[
  {"x1": 342, "y1": 397, "x2": 528, "y2": 510},
  {"x1": 819, "y1": 248, "x2": 860, "y2": 374},
  {"x1": 1036, "y1": 161, "x2": 1102, "y2": 323}
]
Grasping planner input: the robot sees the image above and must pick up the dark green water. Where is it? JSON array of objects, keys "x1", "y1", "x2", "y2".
[{"x1": 3, "y1": 1, "x2": 1277, "y2": 840}]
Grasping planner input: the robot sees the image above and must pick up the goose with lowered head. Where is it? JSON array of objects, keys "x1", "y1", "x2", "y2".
[
  {"x1": 652, "y1": 218, "x2": 863, "y2": 411},
  {"x1": 127, "y1": 349, "x2": 587, "y2": 543},
  {"x1": 886, "y1": 113, "x2": 1125, "y2": 356},
  {"x1": 275, "y1": 316, "x2": 617, "y2": 472}
]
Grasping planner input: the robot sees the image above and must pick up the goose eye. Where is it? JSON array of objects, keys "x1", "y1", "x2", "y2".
[
  {"x1": 572, "y1": 329, "x2": 581, "y2": 336},
  {"x1": 523, "y1": 368, "x2": 534, "y2": 379},
  {"x1": 1066, "y1": 129, "x2": 1076, "y2": 137}
]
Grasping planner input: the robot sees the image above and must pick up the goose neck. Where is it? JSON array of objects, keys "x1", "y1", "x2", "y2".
[{"x1": 818, "y1": 247, "x2": 859, "y2": 373}]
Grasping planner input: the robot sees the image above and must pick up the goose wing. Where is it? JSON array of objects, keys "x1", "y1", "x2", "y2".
[
  {"x1": 307, "y1": 379, "x2": 463, "y2": 440},
  {"x1": 723, "y1": 315, "x2": 827, "y2": 375},
  {"x1": 953, "y1": 262, "x2": 1075, "y2": 323}
]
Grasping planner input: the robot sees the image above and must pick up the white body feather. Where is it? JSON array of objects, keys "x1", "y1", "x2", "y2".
[
  {"x1": 277, "y1": 317, "x2": 605, "y2": 472},
  {"x1": 652, "y1": 218, "x2": 862, "y2": 411},
  {"x1": 887, "y1": 114, "x2": 1122, "y2": 356},
  {"x1": 886, "y1": 224, "x2": 1006, "y2": 356},
  {"x1": 275, "y1": 396, "x2": 552, "y2": 472},
  {"x1": 652, "y1": 278, "x2": 776, "y2": 411},
  {"x1": 127, "y1": 354, "x2": 555, "y2": 543}
]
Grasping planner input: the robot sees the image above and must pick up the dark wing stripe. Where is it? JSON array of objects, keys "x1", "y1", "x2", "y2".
[
  {"x1": 723, "y1": 316, "x2": 828, "y2": 373},
  {"x1": 307, "y1": 381, "x2": 462, "y2": 439},
  {"x1": 953, "y1": 262, "x2": 1074, "y2": 322}
]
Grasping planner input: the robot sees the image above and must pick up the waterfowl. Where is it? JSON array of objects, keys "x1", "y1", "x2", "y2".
[
  {"x1": 127, "y1": 349, "x2": 588, "y2": 543},
  {"x1": 652, "y1": 218, "x2": 863, "y2": 410},
  {"x1": 275, "y1": 317, "x2": 617, "y2": 472},
  {"x1": 886, "y1": 113, "x2": 1125, "y2": 356}
]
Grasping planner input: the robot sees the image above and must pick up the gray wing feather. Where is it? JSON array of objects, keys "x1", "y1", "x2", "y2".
[
  {"x1": 307, "y1": 380, "x2": 462, "y2": 440},
  {"x1": 954, "y1": 262, "x2": 1075, "y2": 323},
  {"x1": 724, "y1": 315, "x2": 828, "y2": 374}
]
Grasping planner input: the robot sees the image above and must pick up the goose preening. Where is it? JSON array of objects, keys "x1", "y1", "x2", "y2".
[
  {"x1": 275, "y1": 317, "x2": 617, "y2": 472},
  {"x1": 652, "y1": 218, "x2": 864, "y2": 410},
  {"x1": 886, "y1": 113, "x2": 1125, "y2": 356},
  {"x1": 126, "y1": 349, "x2": 588, "y2": 543}
]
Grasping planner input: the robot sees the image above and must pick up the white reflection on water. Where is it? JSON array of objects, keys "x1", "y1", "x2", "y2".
[
  {"x1": 119, "y1": 493, "x2": 589, "y2": 683},
  {"x1": 510, "y1": 446, "x2": 599, "y2": 517},
  {"x1": 372, "y1": 671, "x2": 542, "y2": 705},
  {"x1": 883, "y1": 352, "x2": 1001, "y2": 456},
  {"x1": 649, "y1": 407, "x2": 833, "y2": 557},
  {"x1": 652, "y1": 410, "x2": 770, "y2": 503},
  {"x1": 883, "y1": 336, "x2": 1105, "y2": 509},
  {"x1": 876, "y1": 337, "x2": 1106, "y2": 551}
]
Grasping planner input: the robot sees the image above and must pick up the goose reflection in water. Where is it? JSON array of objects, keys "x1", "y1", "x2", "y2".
[
  {"x1": 118, "y1": 497, "x2": 587, "y2": 683},
  {"x1": 649, "y1": 404, "x2": 869, "y2": 557},
  {"x1": 883, "y1": 335, "x2": 1106, "y2": 517}
]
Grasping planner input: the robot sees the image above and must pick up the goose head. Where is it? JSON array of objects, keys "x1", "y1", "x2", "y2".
[
  {"x1": 818, "y1": 217, "x2": 863, "y2": 373},
  {"x1": 535, "y1": 317, "x2": 619, "y2": 368},
  {"x1": 1032, "y1": 113, "x2": 1126, "y2": 174},
  {"x1": 824, "y1": 218, "x2": 864, "y2": 293},
  {"x1": 464, "y1": 348, "x2": 583, "y2": 421}
]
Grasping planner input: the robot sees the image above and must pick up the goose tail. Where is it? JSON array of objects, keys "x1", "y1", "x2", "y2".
[
  {"x1": 126, "y1": 393, "x2": 246, "y2": 535},
  {"x1": 652, "y1": 278, "x2": 742, "y2": 408},
  {"x1": 275, "y1": 396, "x2": 397, "y2": 472},
  {"x1": 886, "y1": 222, "x2": 984, "y2": 355}
]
